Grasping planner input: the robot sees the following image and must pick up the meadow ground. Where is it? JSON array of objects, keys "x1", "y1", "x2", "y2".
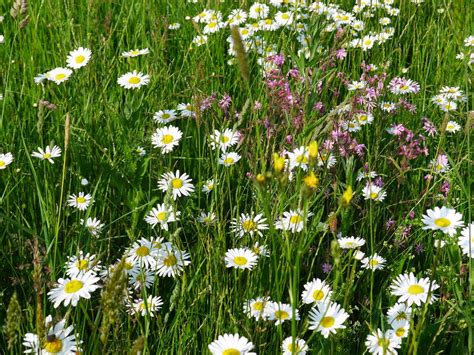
[{"x1": 0, "y1": 0, "x2": 473, "y2": 354}]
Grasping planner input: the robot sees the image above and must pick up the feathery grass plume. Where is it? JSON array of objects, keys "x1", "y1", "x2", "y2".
[
  {"x1": 99, "y1": 259, "x2": 129, "y2": 345},
  {"x1": 38, "y1": 100, "x2": 57, "y2": 111},
  {"x1": 129, "y1": 336, "x2": 144, "y2": 355},
  {"x1": 10, "y1": 0, "x2": 27, "y2": 19},
  {"x1": 31, "y1": 237, "x2": 45, "y2": 344},
  {"x1": 64, "y1": 113, "x2": 71, "y2": 151},
  {"x1": 3, "y1": 292, "x2": 21, "y2": 351},
  {"x1": 230, "y1": 26, "x2": 249, "y2": 83}
]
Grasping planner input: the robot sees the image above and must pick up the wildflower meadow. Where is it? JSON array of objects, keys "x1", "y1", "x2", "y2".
[{"x1": 0, "y1": 0, "x2": 473, "y2": 354}]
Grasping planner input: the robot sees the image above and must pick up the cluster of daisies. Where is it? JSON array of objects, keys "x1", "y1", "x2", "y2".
[
  {"x1": 35, "y1": 47, "x2": 92, "y2": 85},
  {"x1": 456, "y1": 34, "x2": 474, "y2": 65},
  {"x1": 431, "y1": 85, "x2": 466, "y2": 116},
  {"x1": 191, "y1": 0, "x2": 399, "y2": 73}
]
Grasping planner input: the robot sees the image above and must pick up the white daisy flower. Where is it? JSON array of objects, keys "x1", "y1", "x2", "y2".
[
  {"x1": 117, "y1": 70, "x2": 150, "y2": 89},
  {"x1": 31, "y1": 145, "x2": 62, "y2": 164},
  {"x1": 129, "y1": 295, "x2": 163, "y2": 317},
  {"x1": 0, "y1": 152, "x2": 14, "y2": 169},
  {"x1": 230, "y1": 212, "x2": 268, "y2": 238},
  {"x1": 151, "y1": 125, "x2": 183, "y2": 153},
  {"x1": 227, "y1": 9, "x2": 247, "y2": 26},
  {"x1": 144, "y1": 203, "x2": 180, "y2": 231},
  {"x1": 390, "y1": 272, "x2": 440, "y2": 306},
  {"x1": 203, "y1": 20, "x2": 225, "y2": 34},
  {"x1": 421, "y1": 206, "x2": 464, "y2": 236},
  {"x1": 168, "y1": 23, "x2": 181, "y2": 30},
  {"x1": 287, "y1": 146, "x2": 309, "y2": 171},
  {"x1": 316, "y1": 151, "x2": 337, "y2": 168},
  {"x1": 208, "y1": 333, "x2": 256, "y2": 355},
  {"x1": 386, "y1": 302, "x2": 412, "y2": 324},
  {"x1": 81, "y1": 217, "x2": 105, "y2": 237},
  {"x1": 337, "y1": 236, "x2": 366, "y2": 249},
  {"x1": 47, "y1": 67, "x2": 73, "y2": 85},
  {"x1": 209, "y1": 129, "x2": 240, "y2": 151},
  {"x1": 136, "y1": 146, "x2": 146, "y2": 156},
  {"x1": 24, "y1": 315, "x2": 81, "y2": 354},
  {"x1": 153, "y1": 109, "x2": 178, "y2": 124},
  {"x1": 464, "y1": 35, "x2": 474, "y2": 47},
  {"x1": 264, "y1": 301, "x2": 300, "y2": 325},
  {"x1": 440, "y1": 101, "x2": 457, "y2": 112},
  {"x1": 365, "y1": 329, "x2": 401, "y2": 354},
  {"x1": 192, "y1": 35, "x2": 209, "y2": 46},
  {"x1": 275, "y1": 209, "x2": 312, "y2": 233},
  {"x1": 251, "y1": 242, "x2": 269, "y2": 257},
  {"x1": 445, "y1": 121, "x2": 461, "y2": 133},
  {"x1": 197, "y1": 211, "x2": 217, "y2": 225},
  {"x1": 249, "y1": 2, "x2": 270, "y2": 19},
  {"x1": 225, "y1": 248, "x2": 258, "y2": 270},
  {"x1": 121, "y1": 48, "x2": 150, "y2": 58},
  {"x1": 281, "y1": 336, "x2": 309, "y2": 355},
  {"x1": 348, "y1": 81, "x2": 366, "y2": 91},
  {"x1": 155, "y1": 246, "x2": 191, "y2": 277},
  {"x1": 128, "y1": 266, "x2": 155, "y2": 289},
  {"x1": 157, "y1": 170, "x2": 195, "y2": 200},
  {"x1": 66, "y1": 47, "x2": 92, "y2": 69},
  {"x1": 301, "y1": 278, "x2": 332, "y2": 305},
  {"x1": 391, "y1": 319, "x2": 410, "y2": 339},
  {"x1": 48, "y1": 271, "x2": 100, "y2": 308},
  {"x1": 355, "y1": 112, "x2": 374, "y2": 125},
  {"x1": 362, "y1": 184, "x2": 387, "y2": 202},
  {"x1": 65, "y1": 251, "x2": 101, "y2": 277},
  {"x1": 67, "y1": 192, "x2": 93, "y2": 211},
  {"x1": 458, "y1": 223, "x2": 474, "y2": 257},
  {"x1": 202, "y1": 178, "x2": 215, "y2": 193},
  {"x1": 308, "y1": 302, "x2": 349, "y2": 338},
  {"x1": 243, "y1": 296, "x2": 270, "y2": 320},
  {"x1": 177, "y1": 102, "x2": 195, "y2": 117},
  {"x1": 361, "y1": 253, "x2": 386, "y2": 271},
  {"x1": 126, "y1": 237, "x2": 160, "y2": 269},
  {"x1": 274, "y1": 11, "x2": 294, "y2": 26},
  {"x1": 219, "y1": 152, "x2": 241, "y2": 167}
]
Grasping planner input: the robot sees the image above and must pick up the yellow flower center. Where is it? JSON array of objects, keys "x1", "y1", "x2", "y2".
[
  {"x1": 233, "y1": 256, "x2": 248, "y2": 266},
  {"x1": 320, "y1": 316, "x2": 335, "y2": 328},
  {"x1": 124, "y1": 262, "x2": 134, "y2": 270},
  {"x1": 265, "y1": 19, "x2": 273, "y2": 25},
  {"x1": 312, "y1": 290, "x2": 324, "y2": 301},
  {"x1": 162, "y1": 113, "x2": 170, "y2": 119},
  {"x1": 76, "y1": 196, "x2": 86, "y2": 204},
  {"x1": 75, "y1": 55, "x2": 85, "y2": 63},
  {"x1": 434, "y1": 217, "x2": 451, "y2": 228},
  {"x1": 369, "y1": 259, "x2": 379, "y2": 267},
  {"x1": 407, "y1": 284, "x2": 424, "y2": 295},
  {"x1": 395, "y1": 328, "x2": 405, "y2": 337},
  {"x1": 224, "y1": 157, "x2": 234, "y2": 165},
  {"x1": 44, "y1": 337, "x2": 62, "y2": 353},
  {"x1": 0, "y1": 161, "x2": 4, "y2": 167},
  {"x1": 242, "y1": 220, "x2": 256, "y2": 231},
  {"x1": 295, "y1": 154, "x2": 308, "y2": 164},
  {"x1": 64, "y1": 280, "x2": 83, "y2": 293},
  {"x1": 130, "y1": 50, "x2": 140, "y2": 55},
  {"x1": 220, "y1": 135, "x2": 230, "y2": 143},
  {"x1": 55, "y1": 73, "x2": 66, "y2": 80},
  {"x1": 282, "y1": 13, "x2": 290, "y2": 20},
  {"x1": 128, "y1": 76, "x2": 141, "y2": 84},
  {"x1": 208, "y1": 22, "x2": 217, "y2": 28},
  {"x1": 378, "y1": 338, "x2": 390, "y2": 348},
  {"x1": 395, "y1": 313, "x2": 407, "y2": 321},
  {"x1": 43, "y1": 153, "x2": 52, "y2": 159},
  {"x1": 253, "y1": 301, "x2": 264, "y2": 311},
  {"x1": 359, "y1": 115, "x2": 367, "y2": 121},
  {"x1": 76, "y1": 259, "x2": 89, "y2": 271},
  {"x1": 171, "y1": 178, "x2": 183, "y2": 189},
  {"x1": 274, "y1": 310, "x2": 289, "y2": 320},
  {"x1": 163, "y1": 254, "x2": 177, "y2": 267},
  {"x1": 156, "y1": 211, "x2": 167, "y2": 221},
  {"x1": 289, "y1": 215, "x2": 303, "y2": 224},
  {"x1": 161, "y1": 134, "x2": 174, "y2": 144},
  {"x1": 136, "y1": 246, "x2": 150, "y2": 257},
  {"x1": 370, "y1": 192, "x2": 378, "y2": 199},
  {"x1": 222, "y1": 349, "x2": 240, "y2": 355}
]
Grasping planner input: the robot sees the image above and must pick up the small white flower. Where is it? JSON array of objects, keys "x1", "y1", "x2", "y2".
[{"x1": 31, "y1": 145, "x2": 62, "y2": 164}]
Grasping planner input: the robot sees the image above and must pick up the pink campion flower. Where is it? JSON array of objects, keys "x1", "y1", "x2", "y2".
[
  {"x1": 441, "y1": 181, "x2": 450, "y2": 197},
  {"x1": 335, "y1": 48, "x2": 347, "y2": 60},
  {"x1": 389, "y1": 77, "x2": 420, "y2": 95},
  {"x1": 422, "y1": 117, "x2": 437, "y2": 136},
  {"x1": 218, "y1": 94, "x2": 232, "y2": 111}
]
